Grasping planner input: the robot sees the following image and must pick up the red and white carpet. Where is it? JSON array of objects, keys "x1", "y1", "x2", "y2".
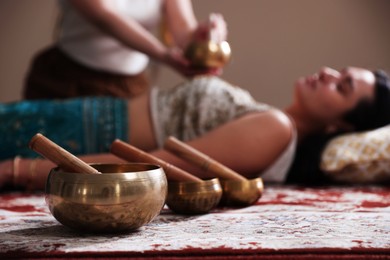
[{"x1": 0, "y1": 185, "x2": 389, "y2": 259}]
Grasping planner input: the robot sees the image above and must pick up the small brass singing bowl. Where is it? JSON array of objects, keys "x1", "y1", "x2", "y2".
[
  {"x1": 45, "y1": 163, "x2": 167, "y2": 233},
  {"x1": 166, "y1": 178, "x2": 222, "y2": 215},
  {"x1": 219, "y1": 177, "x2": 264, "y2": 207},
  {"x1": 184, "y1": 40, "x2": 231, "y2": 69}
]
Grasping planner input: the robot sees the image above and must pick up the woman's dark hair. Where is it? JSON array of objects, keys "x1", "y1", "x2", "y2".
[
  {"x1": 343, "y1": 70, "x2": 390, "y2": 131},
  {"x1": 287, "y1": 70, "x2": 390, "y2": 185}
]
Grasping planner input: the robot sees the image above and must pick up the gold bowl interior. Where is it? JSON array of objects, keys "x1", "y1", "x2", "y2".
[
  {"x1": 184, "y1": 40, "x2": 231, "y2": 69},
  {"x1": 166, "y1": 178, "x2": 222, "y2": 215},
  {"x1": 45, "y1": 163, "x2": 167, "y2": 233},
  {"x1": 219, "y1": 177, "x2": 264, "y2": 207}
]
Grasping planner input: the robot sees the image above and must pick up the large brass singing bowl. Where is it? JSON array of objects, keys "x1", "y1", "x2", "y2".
[
  {"x1": 45, "y1": 163, "x2": 167, "y2": 233},
  {"x1": 166, "y1": 178, "x2": 222, "y2": 215},
  {"x1": 185, "y1": 40, "x2": 231, "y2": 69},
  {"x1": 219, "y1": 177, "x2": 264, "y2": 207}
]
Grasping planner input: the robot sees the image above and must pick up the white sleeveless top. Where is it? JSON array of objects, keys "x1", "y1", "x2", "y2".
[
  {"x1": 57, "y1": 0, "x2": 163, "y2": 75},
  {"x1": 150, "y1": 76, "x2": 297, "y2": 183}
]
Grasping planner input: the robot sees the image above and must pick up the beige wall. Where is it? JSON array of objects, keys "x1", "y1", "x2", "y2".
[{"x1": 1, "y1": 0, "x2": 389, "y2": 108}]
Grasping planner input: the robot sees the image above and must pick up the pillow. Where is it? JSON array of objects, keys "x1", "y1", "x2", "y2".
[{"x1": 320, "y1": 124, "x2": 390, "y2": 184}]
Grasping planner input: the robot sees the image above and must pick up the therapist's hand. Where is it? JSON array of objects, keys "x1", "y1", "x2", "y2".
[{"x1": 163, "y1": 47, "x2": 221, "y2": 78}]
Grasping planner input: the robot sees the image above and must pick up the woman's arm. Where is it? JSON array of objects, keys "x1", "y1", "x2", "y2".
[
  {"x1": 68, "y1": 0, "x2": 217, "y2": 77},
  {"x1": 164, "y1": 0, "x2": 198, "y2": 49},
  {"x1": 151, "y1": 110, "x2": 293, "y2": 179},
  {"x1": 68, "y1": 0, "x2": 168, "y2": 61}
]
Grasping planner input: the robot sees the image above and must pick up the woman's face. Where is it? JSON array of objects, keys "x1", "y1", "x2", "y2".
[{"x1": 293, "y1": 67, "x2": 376, "y2": 123}]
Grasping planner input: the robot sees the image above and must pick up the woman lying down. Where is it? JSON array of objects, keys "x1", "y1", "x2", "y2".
[{"x1": 1, "y1": 67, "x2": 389, "y2": 190}]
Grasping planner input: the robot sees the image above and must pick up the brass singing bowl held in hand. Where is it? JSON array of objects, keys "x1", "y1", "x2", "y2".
[
  {"x1": 166, "y1": 178, "x2": 222, "y2": 215},
  {"x1": 219, "y1": 177, "x2": 264, "y2": 207},
  {"x1": 184, "y1": 40, "x2": 231, "y2": 69},
  {"x1": 45, "y1": 163, "x2": 167, "y2": 233}
]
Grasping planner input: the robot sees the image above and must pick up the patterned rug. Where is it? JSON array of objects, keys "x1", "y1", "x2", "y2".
[{"x1": 0, "y1": 185, "x2": 389, "y2": 259}]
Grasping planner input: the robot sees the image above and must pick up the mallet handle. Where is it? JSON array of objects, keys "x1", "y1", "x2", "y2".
[
  {"x1": 110, "y1": 139, "x2": 203, "y2": 183},
  {"x1": 164, "y1": 136, "x2": 246, "y2": 181},
  {"x1": 29, "y1": 133, "x2": 100, "y2": 174}
]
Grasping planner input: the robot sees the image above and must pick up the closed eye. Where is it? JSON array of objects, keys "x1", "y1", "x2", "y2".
[{"x1": 337, "y1": 76, "x2": 353, "y2": 96}]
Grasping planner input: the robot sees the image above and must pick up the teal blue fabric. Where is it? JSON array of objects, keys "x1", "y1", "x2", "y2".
[{"x1": 0, "y1": 97, "x2": 128, "y2": 160}]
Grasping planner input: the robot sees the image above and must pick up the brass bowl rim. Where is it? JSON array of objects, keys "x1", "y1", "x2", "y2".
[
  {"x1": 167, "y1": 178, "x2": 222, "y2": 194},
  {"x1": 220, "y1": 177, "x2": 264, "y2": 193},
  {"x1": 220, "y1": 177, "x2": 263, "y2": 185},
  {"x1": 168, "y1": 178, "x2": 220, "y2": 187},
  {"x1": 47, "y1": 163, "x2": 165, "y2": 183}
]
